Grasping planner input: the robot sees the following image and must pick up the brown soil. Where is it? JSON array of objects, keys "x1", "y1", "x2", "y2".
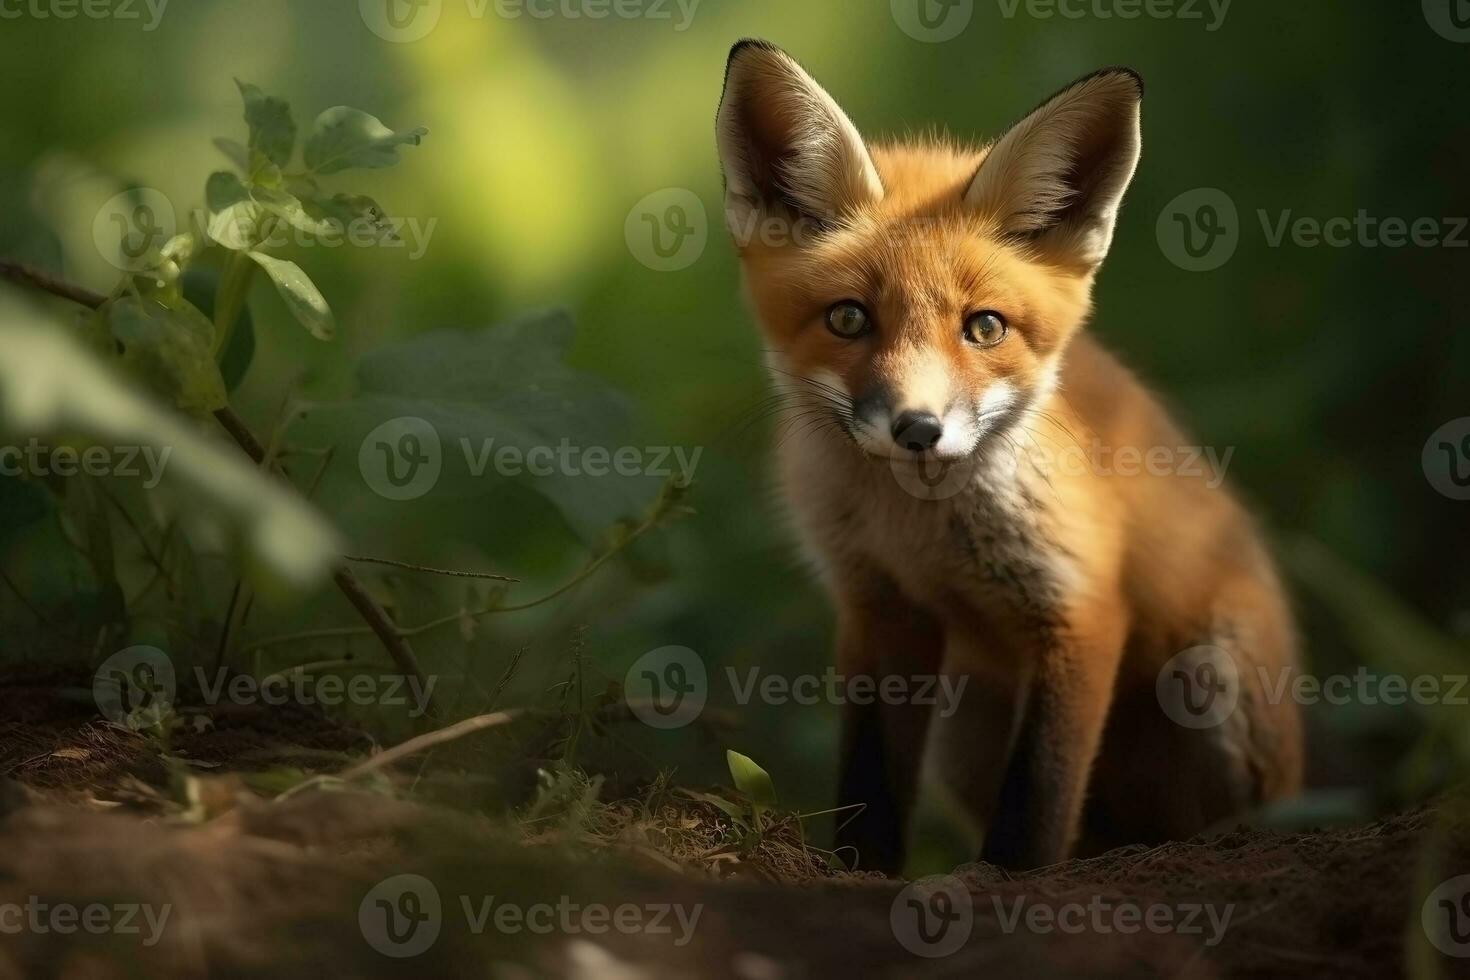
[{"x1": 1, "y1": 674, "x2": 1468, "y2": 979}]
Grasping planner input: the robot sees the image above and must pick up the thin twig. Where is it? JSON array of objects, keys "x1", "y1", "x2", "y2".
[
  {"x1": 337, "y1": 709, "x2": 521, "y2": 780},
  {"x1": 0, "y1": 259, "x2": 107, "y2": 309},
  {"x1": 250, "y1": 508, "x2": 662, "y2": 650},
  {"x1": 344, "y1": 555, "x2": 517, "y2": 582}
]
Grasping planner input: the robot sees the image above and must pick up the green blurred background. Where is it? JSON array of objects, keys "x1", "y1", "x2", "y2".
[{"x1": 2, "y1": 0, "x2": 1469, "y2": 839}]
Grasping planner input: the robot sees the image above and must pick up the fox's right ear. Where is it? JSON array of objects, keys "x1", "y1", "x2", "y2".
[{"x1": 716, "y1": 40, "x2": 883, "y2": 236}]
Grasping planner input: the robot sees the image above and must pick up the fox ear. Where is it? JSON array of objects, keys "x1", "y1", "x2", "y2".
[
  {"x1": 965, "y1": 68, "x2": 1142, "y2": 269},
  {"x1": 716, "y1": 40, "x2": 883, "y2": 233}
]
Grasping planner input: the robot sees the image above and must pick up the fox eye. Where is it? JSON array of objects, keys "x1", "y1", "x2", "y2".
[
  {"x1": 826, "y1": 302, "x2": 872, "y2": 339},
  {"x1": 963, "y1": 311, "x2": 1008, "y2": 347}
]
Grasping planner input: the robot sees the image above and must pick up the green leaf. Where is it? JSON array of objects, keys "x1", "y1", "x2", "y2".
[
  {"x1": 105, "y1": 295, "x2": 228, "y2": 415},
  {"x1": 289, "y1": 311, "x2": 649, "y2": 543},
  {"x1": 303, "y1": 106, "x2": 426, "y2": 175},
  {"x1": 207, "y1": 202, "x2": 269, "y2": 251},
  {"x1": 675, "y1": 788, "x2": 750, "y2": 826},
  {"x1": 245, "y1": 251, "x2": 334, "y2": 340},
  {"x1": 206, "y1": 173, "x2": 267, "y2": 251},
  {"x1": 206, "y1": 171, "x2": 249, "y2": 212},
  {"x1": 305, "y1": 191, "x2": 398, "y2": 243},
  {"x1": 0, "y1": 296, "x2": 341, "y2": 592},
  {"x1": 182, "y1": 266, "x2": 255, "y2": 393},
  {"x1": 251, "y1": 186, "x2": 336, "y2": 237},
  {"x1": 213, "y1": 137, "x2": 249, "y2": 172},
  {"x1": 236, "y1": 79, "x2": 296, "y2": 169},
  {"x1": 726, "y1": 749, "x2": 778, "y2": 821}
]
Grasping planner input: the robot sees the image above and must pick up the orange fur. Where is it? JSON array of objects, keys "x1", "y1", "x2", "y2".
[{"x1": 717, "y1": 41, "x2": 1301, "y2": 872}]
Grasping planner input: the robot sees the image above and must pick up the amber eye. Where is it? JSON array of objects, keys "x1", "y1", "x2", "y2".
[
  {"x1": 963, "y1": 311, "x2": 1008, "y2": 347},
  {"x1": 826, "y1": 301, "x2": 872, "y2": 339}
]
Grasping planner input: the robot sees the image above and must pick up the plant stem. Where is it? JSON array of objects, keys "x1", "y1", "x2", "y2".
[{"x1": 212, "y1": 248, "x2": 255, "y2": 357}]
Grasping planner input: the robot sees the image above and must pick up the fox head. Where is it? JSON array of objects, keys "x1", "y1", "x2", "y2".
[{"x1": 716, "y1": 40, "x2": 1141, "y2": 462}]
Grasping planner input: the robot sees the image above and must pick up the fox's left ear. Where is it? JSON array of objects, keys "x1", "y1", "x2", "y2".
[{"x1": 965, "y1": 68, "x2": 1142, "y2": 269}]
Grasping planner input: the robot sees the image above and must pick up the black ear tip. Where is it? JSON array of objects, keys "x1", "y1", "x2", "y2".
[{"x1": 729, "y1": 38, "x2": 780, "y2": 64}]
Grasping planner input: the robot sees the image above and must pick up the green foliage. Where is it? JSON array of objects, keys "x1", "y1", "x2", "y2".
[
  {"x1": 0, "y1": 296, "x2": 341, "y2": 591},
  {"x1": 294, "y1": 310, "x2": 651, "y2": 541},
  {"x1": 105, "y1": 295, "x2": 227, "y2": 415},
  {"x1": 726, "y1": 749, "x2": 777, "y2": 825},
  {"x1": 200, "y1": 80, "x2": 426, "y2": 343},
  {"x1": 303, "y1": 107, "x2": 427, "y2": 176}
]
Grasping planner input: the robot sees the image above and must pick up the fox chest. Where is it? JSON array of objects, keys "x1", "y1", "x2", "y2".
[{"x1": 809, "y1": 477, "x2": 1075, "y2": 632}]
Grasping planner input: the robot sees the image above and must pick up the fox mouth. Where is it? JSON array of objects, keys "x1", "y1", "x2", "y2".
[{"x1": 840, "y1": 409, "x2": 1012, "y2": 463}]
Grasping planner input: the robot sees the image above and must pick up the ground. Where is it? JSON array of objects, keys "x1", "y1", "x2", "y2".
[{"x1": 2, "y1": 670, "x2": 1467, "y2": 979}]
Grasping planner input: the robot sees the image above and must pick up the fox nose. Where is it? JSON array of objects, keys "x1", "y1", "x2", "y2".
[{"x1": 891, "y1": 411, "x2": 944, "y2": 453}]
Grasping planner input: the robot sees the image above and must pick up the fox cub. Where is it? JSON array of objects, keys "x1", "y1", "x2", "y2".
[{"x1": 715, "y1": 40, "x2": 1302, "y2": 871}]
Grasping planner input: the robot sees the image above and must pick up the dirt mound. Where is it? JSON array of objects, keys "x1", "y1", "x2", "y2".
[{"x1": 0, "y1": 788, "x2": 1463, "y2": 979}]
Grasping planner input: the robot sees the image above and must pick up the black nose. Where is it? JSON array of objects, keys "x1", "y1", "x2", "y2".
[{"x1": 891, "y1": 411, "x2": 944, "y2": 452}]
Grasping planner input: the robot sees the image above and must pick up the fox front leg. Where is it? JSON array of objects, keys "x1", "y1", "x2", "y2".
[
  {"x1": 980, "y1": 610, "x2": 1126, "y2": 869},
  {"x1": 831, "y1": 578, "x2": 943, "y2": 875}
]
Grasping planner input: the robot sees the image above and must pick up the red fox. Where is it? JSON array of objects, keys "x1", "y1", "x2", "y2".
[{"x1": 715, "y1": 40, "x2": 1302, "y2": 872}]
